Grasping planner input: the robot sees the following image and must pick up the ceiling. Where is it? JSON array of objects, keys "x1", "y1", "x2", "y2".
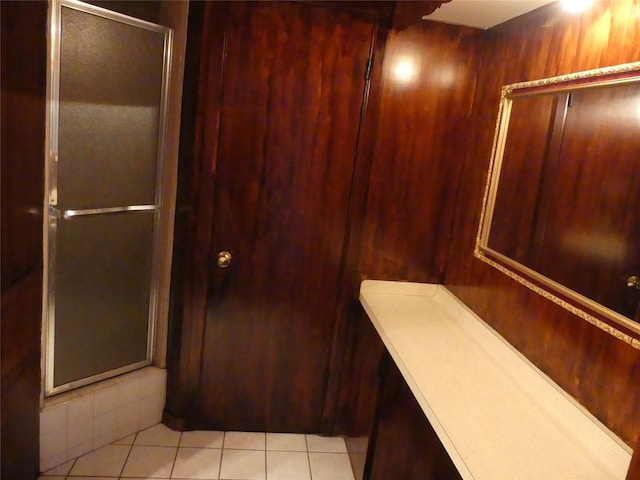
[{"x1": 426, "y1": 0, "x2": 557, "y2": 30}]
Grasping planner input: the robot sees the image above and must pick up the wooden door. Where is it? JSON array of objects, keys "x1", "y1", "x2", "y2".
[
  {"x1": 198, "y1": 2, "x2": 374, "y2": 432},
  {"x1": 534, "y1": 83, "x2": 640, "y2": 319}
]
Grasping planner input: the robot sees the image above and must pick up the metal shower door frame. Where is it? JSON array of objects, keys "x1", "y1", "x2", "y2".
[{"x1": 44, "y1": 0, "x2": 173, "y2": 396}]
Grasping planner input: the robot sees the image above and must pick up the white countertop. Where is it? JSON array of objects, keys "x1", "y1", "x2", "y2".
[{"x1": 360, "y1": 280, "x2": 632, "y2": 480}]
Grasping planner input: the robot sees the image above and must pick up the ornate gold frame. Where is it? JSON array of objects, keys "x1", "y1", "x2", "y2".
[{"x1": 475, "y1": 61, "x2": 640, "y2": 350}]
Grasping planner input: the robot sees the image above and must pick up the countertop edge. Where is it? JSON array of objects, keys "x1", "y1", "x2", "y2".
[{"x1": 359, "y1": 280, "x2": 632, "y2": 480}]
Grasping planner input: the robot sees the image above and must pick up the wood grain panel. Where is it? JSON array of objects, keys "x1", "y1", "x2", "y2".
[
  {"x1": 365, "y1": 352, "x2": 462, "y2": 480},
  {"x1": 1, "y1": 272, "x2": 43, "y2": 480},
  {"x1": 333, "y1": 20, "x2": 482, "y2": 440},
  {"x1": 627, "y1": 435, "x2": 640, "y2": 480},
  {"x1": 337, "y1": 306, "x2": 385, "y2": 435},
  {"x1": 357, "y1": 21, "x2": 481, "y2": 283},
  {"x1": 488, "y1": 94, "x2": 556, "y2": 263},
  {"x1": 445, "y1": 0, "x2": 640, "y2": 447},
  {"x1": 168, "y1": 0, "x2": 480, "y2": 436},
  {"x1": 1, "y1": 1, "x2": 47, "y2": 292},
  {"x1": 1, "y1": 1, "x2": 47, "y2": 477},
  {"x1": 533, "y1": 83, "x2": 640, "y2": 318},
  {"x1": 167, "y1": 0, "x2": 388, "y2": 433},
  {"x1": 301, "y1": 1, "x2": 394, "y2": 23},
  {"x1": 321, "y1": 21, "x2": 386, "y2": 435},
  {"x1": 165, "y1": 0, "x2": 230, "y2": 429}
]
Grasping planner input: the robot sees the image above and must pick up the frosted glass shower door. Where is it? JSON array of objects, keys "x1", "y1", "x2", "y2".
[{"x1": 46, "y1": 1, "x2": 171, "y2": 395}]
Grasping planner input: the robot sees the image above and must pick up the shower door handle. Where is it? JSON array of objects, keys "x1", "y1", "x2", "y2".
[{"x1": 49, "y1": 205, "x2": 157, "y2": 220}]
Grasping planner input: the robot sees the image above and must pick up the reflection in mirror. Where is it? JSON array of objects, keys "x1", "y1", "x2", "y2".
[{"x1": 476, "y1": 62, "x2": 640, "y2": 347}]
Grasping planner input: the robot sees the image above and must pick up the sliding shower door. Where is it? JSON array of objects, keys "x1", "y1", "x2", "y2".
[{"x1": 45, "y1": 0, "x2": 171, "y2": 395}]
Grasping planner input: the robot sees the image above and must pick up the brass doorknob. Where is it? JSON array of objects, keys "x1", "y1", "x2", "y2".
[
  {"x1": 627, "y1": 275, "x2": 640, "y2": 289},
  {"x1": 217, "y1": 251, "x2": 232, "y2": 268}
]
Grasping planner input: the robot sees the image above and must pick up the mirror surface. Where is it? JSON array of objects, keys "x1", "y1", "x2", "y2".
[{"x1": 476, "y1": 62, "x2": 640, "y2": 343}]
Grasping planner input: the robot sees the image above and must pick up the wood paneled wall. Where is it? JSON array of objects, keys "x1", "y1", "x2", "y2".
[
  {"x1": 364, "y1": 353, "x2": 462, "y2": 480},
  {"x1": 1, "y1": 2, "x2": 47, "y2": 478},
  {"x1": 356, "y1": 22, "x2": 480, "y2": 283},
  {"x1": 333, "y1": 20, "x2": 482, "y2": 435},
  {"x1": 167, "y1": 2, "x2": 482, "y2": 435},
  {"x1": 445, "y1": 0, "x2": 640, "y2": 447},
  {"x1": 165, "y1": 0, "x2": 211, "y2": 430},
  {"x1": 168, "y1": 0, "x2": 640, "y2": 457}
]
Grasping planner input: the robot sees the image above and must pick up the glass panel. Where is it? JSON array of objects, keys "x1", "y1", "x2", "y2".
[
  {"x1": 53, "y1": 211, "x2": 154, "y2": 387},
  {"x1": 57, "y1": 6, "x2": 165, "y2": 209},
  {"x1": 488, "y1": 94, "x2": 556, "y2": 263}
]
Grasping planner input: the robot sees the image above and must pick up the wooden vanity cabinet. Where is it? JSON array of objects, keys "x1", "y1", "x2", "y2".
[
  {"x1": 364, "y1": 352, "x2": 461, "y2": 480},
  {"x1": 357, "y1": 281, "x2": 633, "y2": 480},
  {"x1": 626, "y1": 436, "x2": 640, "y2": 480}
]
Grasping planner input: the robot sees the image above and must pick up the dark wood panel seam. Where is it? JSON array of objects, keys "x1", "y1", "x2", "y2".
[
  {"x1": 322, "y1": 22, "x2": 392, "y2": 435},
  {"x1": 189, "y1": 3, "x2": 231, "y2": 427},
  {"x1": 321, "y1": 20, "x2": 379, "y2": 434}
]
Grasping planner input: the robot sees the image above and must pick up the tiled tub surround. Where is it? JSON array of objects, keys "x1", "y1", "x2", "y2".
[
  {"x1": 39, "y1": 424, "x2": 356, "y2": 480},
  {"x1": 40, "y1": 366, "x2": 166, "y2": 472},
  {"x1": 360, "y1": 280, "x2": 633, "y2": 479}
]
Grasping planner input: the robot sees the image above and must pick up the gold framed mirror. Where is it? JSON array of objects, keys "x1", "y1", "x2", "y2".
[{"x1": 476, "y1": 61, "x2": 640, "y2": 349}]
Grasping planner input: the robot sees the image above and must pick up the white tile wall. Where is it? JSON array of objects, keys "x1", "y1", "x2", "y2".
[{"x1": 39, "y1": 366, "x2": 166, "y2": 472}]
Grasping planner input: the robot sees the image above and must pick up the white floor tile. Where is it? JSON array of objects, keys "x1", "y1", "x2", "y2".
[
  {"x1": 69, "y1": 444, "x2": 131, "y2": 477},
  {"x1": 45, "y1": 427, "x2": 353, "y2": 480},
  {"x1": 121, "y1": 446, "x2": 177, "y2": 478},
  {"x1": 219, "y1": 449, "x2": 265, "y2": 480},
  {"x1": 136, "y1": 423, "x2": 181, "y2": 447},
  {"x1": 306, "y1": 435, "x2": 348, "y2": 453},
  {"x1": 223, "y1": 431, "x2": 265, "y2": 450},
  {"x1": 266, "y1": 451, "x2": 311, "y2": 480},
  {"x1": 172, "y1": 447, "x2": 222, "y2": 479},
  {"x1": 308, "y1": 452, "x2": 354, "y2": 480},
  {"x1": 67, "y1": 477, "x2": 119, "y2": 480},
  {"x1": 180, "y1": 430, "x2": 224, "y2": 449},
  {"x1": 266, "y1": 433, "x2": 307, "y2": 452}
]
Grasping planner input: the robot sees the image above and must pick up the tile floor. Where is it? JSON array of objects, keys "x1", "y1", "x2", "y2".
[{"x1": 38, "y1": 423, "x2": 356, "y2": 480}]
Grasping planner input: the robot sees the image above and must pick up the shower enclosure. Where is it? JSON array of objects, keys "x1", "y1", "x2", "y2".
[{"x1": 45, "y1": 0, "x2": 172, "y2": 395}]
